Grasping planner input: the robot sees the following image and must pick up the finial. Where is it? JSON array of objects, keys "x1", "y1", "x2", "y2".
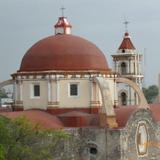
[
  {"x1": 123, "y1": 20, "x2": 129, "y2": 32},
  {"x1": 60, "y1": 6, "x2": 66, "y2": 17}
]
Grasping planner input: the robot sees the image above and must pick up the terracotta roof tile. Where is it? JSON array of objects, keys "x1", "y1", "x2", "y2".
[
  {"x1": 58, "y1": 111, "x2": 91, "y2": 117},
  {"x1": 115, "y1": 106, "x2": 138, "y2": 128},
  {"x1": 0, "y1": 107, "x2": 12, "y2": 112},
  {"x1": 0, "y1": 110, "x2": 63, "y2": 129},
  {"x1": 150, "y1": 103, "x2": 160, "y2": 122},
  {"x1": 58, "y1": 111, "x2": 99, "y2": 128},
  {"x1": 1, "y1": 104, "x2": 160, "y2": 129},
  {"x1": 119, "y1": 32, "x2": 136, "y2": 50}
]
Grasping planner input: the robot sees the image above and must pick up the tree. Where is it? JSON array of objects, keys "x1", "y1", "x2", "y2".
[
  {"x1": 142, "y1": 85, "x2": 159, "y2": 103},
  {"x1": 0, "y1": 144, "x2": 5, "y2": 160},
  {"x1": 0, "y1": 89, "x2": 8, "y2": 98},
  {"x1": 0, "y1": 116, "x2": 69, "y2": 160}
]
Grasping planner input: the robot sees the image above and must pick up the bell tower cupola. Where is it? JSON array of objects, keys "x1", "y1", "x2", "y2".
[{"x1": 54, "y1": 7, "x2": 72, "y2": 35}]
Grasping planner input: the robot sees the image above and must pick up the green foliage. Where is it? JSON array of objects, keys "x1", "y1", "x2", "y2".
[
  {"x1": 0, "y1": 116, "x2": 69, "y2": 160},
  {"x1": 0, "y1": 90, "x2": 8, "y2": 98},
  {"x1": 142, "y1": 85, "x2": 159, "y2": 103},
  {"x1": 0, "y1": 144, "x2": 5, "y2": 160}
]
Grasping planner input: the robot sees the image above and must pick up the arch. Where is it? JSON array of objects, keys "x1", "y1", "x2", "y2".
[
  {"x1": 94, "y1": 77, "x2": 118, "y2": 128},
  {"x1": 94, "y1": 77, "x2": 115, "y2": 116},
  {"x1": 115, "y1": 77, "x2": 149, "y2": 109},
  {"x1": 94, "y1": 77, "x2": 149, "y2": 127},
  {"x1": 0, "y1": 79, "x2": 14, "y2": 89},
  {"x1": 121, "y1": 62, "x2": 127, "y2": 74}
]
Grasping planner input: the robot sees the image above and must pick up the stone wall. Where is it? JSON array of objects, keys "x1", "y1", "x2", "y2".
[
  {"x1": 53, "y1": 108, "x2": 160, "y2": 160},
  {"x1": 120, "y1": 109, "x2": 159, "y2": 160}
]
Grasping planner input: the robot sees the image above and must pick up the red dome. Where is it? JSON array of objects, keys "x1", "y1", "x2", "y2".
[{"x1": 19, "y1": 34, "x2": 109, "y2": 72}]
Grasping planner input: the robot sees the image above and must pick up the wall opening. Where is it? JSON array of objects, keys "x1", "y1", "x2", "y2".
[
  {"x1": 121, "y1": 92, "x2": 127, "y2": 105},
  {"x1": 90, "y1": 147, "x2": 98, "y2": 155},
  {"x1": 121, "y1": 62, "x2": 127, "y2": 74},
  {"x1": 122, "y1": 49, "x2": 125, "y2": 53}
]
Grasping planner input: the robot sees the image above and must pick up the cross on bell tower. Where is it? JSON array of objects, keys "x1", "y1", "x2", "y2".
[{"x1": 124, "y1": 20, "x2": 129, "y2": 32}]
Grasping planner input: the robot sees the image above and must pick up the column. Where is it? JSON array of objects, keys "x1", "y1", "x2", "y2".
[
  {"x1": 15, "y1": 80, "x2": 23, "y2": 110},
  {"x1": 113, "y1": 77, "x2": 118, "y2": 107},
  {"x1": 129, "y1": 59, "x2": 131, "y2": 74},
  {"x1": 90, "y1": 80, "x2": 93, "y2": 106},
  {"x1": 47, "y1": 78, "x2": 59, "y2": 108},
  {"x1": 90, "y1": 80, "x2": 100, "y2": 108},
  {"x1": 134, "y1": 55, "x2": 137, "y2": 75},
  {"x1": 19, "y1": 81, "x2": 23, "y2": 102},
  {"x1": 114, "y1": 61, "x2": 117, "y2": 72},
  {"x1": 13, "y1": 81, "x2": 17, "y2": 103},
  {"x1": 56, "y1": 80, "x2": 59, "y2": 103},
  {"x1": 48, "y1": 79, "x2": 51, "y2": 103}
]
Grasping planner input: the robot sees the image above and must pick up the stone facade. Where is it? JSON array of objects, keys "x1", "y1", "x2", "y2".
[{"x1": 53, "y1": 108, "x2": 160, "y2": 160}]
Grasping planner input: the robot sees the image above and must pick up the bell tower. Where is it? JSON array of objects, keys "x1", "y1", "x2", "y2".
[{"x1": 112, "y1": 22, "x2": 143, "y2": 105}]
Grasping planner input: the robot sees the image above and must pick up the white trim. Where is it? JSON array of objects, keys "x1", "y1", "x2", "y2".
[
  {"x1": 135, "y1": 121, "x2": 148, "y2": 157},
  {"x1": 19, "y1": 81, "x2": 23, "y2": 101},
  {"x1": 48, "y1": 80, "x2": 51, "y2": 102}
]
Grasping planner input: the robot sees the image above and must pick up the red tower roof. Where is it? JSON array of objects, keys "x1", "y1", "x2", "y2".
[
  {"x1": 54, "y1": 17, "x2": 72, "y2": 28},
  {"x1": 118, "y1": 32, "x2": 136, "y2": 50}
]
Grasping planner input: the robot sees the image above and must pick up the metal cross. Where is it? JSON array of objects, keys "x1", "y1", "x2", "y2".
[
  {"x1": 124, "y1": 20, "x2": 129, "y2": 32},
  {"x1": 60, "y1": 6, "x2": 66, "y2": 17}
]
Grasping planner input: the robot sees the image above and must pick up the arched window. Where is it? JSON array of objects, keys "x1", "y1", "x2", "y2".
[
  {"x1": 121, "y1": 62, "x2": 127, "y2": 74},
  {"x1": 136, "y1": 122, "x2": 148, "y2": 156},
  {"x1": 87, "y1": 142, "x2": 98, "y2": 158},
  {"x1": 121, "y1": 92, "x2": 127, "y2": 105}
]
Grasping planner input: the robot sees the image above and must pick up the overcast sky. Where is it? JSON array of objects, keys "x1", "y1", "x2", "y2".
[{"x1": 0, "y1": 0, "x2": 160, "y2": 86}]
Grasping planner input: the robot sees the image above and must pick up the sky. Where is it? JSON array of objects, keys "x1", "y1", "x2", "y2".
[{"x1": 0, "y1": 0, "x2": 160, "y2": 86}]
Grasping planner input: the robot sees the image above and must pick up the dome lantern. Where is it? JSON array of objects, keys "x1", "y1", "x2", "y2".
[{"x1": 54, "y1": 7, "x2": 72, "y2": 35}]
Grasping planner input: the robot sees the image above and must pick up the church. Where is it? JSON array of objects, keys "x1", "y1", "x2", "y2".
[{"x1": 0, "y1": 14, "x2": 160, "y2": 160}]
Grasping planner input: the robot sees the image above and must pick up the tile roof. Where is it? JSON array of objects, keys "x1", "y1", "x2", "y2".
[
  {"x1": 1, "y1": 104, "x2": 160, "y2": 129},
  {"x1": 118, "y1": 32, "x2": 136, "y2": 50},
  {"x1": 0, "y1": 110, "x2": 64, "y2": 129}
]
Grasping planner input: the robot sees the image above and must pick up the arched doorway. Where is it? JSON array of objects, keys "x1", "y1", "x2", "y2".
[
  {"x1": 121, "y1": 92, "x2": 127, "y2": 105},
  {"x1": 121, "y1": 62, "x2": 127, "y2": 74}
]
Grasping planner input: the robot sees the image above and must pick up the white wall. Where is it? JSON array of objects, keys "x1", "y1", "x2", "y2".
[
  {"x1": 18, "y1": 76, "x2": 116, "y2": 110},
  {"x1": 22, "y1": 80, "x2": 48, "y2": 110},
  {"x1": 59, "y1": 79, "x2": 90, "y2": 108}
]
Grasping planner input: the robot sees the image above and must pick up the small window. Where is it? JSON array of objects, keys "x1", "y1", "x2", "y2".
[
  {"x1": 33, "y1": 84, "x2": 40, "y2": 97},
  {"x1": 70, "y1": 84, "x2": 78, "y2": 96},
  {"x1": 121, "y1": 62, "x2": 127, "y2": 74},
  {"x1": 90, "y1": 147, "x2": 98, "y2": 155},
  {"x1": 122, "y1": 49, "x2": 125, "y2": 53},
  {"x1": 121, "y1": 92, "x2": 127, "y2": 105}
]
